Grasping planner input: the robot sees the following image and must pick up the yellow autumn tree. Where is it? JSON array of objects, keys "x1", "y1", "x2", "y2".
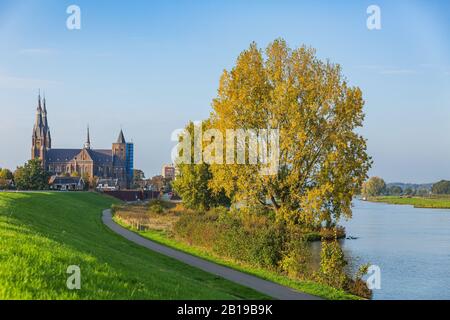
[{"x1": 208, "y1": 39, "x2": 371, "y2": 228}]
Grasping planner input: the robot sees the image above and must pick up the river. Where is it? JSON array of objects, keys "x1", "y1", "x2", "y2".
[{"x1": 338, "y1": 200, "x2": 450, "y2": 300}]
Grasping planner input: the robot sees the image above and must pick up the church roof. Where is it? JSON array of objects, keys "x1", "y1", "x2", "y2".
[
  {"x1": 47, "y1": 148, "x2": 113, "y2": 165},
  {"x1": 47, "y1": 149, "x2": 81, "y2": 162},
  {"x1": 87, "y1": 149, "x2": 113, "y2": 164}
]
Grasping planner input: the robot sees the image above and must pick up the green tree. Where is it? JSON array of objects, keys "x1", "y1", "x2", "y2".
[
  {"x1": 432, "y1": 180, "x2": 450, "y2": 195},
  {"x1": 173, "y1": 121, "x2": 231, "y2": 211},
  {"x1": 416, "y1": 188, "x2": 429, "y2": 197},
  {"x1": 0, "y1": 168, "x2": 13, "y2": 180},
  {"x1": 387, "y1": 185, "x2": 402, "y2": 196},
  {"x1": 208, "y1": 39, "x2": 371, "y2": 227},
  {"x1": 134, "y1": 169, "x2": 145, "y2": 181},
  {"x1": 13, "y1": 159, "x2": 49, "y2": 190},
  {"x1": 173, "y1": 163, "x2": 230, "y2": 211},
  {"x1": 81, "y1": 173, "x2": 98, "y2": 191},
  {"x1": 404, "y1": 187, "x2": 415, "y2": 196},
  {"x1": 361, "y1": 177, "x2": 386, "y2": 197}
]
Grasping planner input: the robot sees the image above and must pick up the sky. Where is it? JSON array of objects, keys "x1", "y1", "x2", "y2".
[{"x1": 0, "y1": 0, "x2": 449, "y2": 182}]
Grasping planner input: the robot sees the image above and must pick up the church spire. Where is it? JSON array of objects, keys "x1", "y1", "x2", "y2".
[
  {"x1": 42, "y1": 92, "x2": 47, "y2": 112},
  {"x1": 32, "y1": 90, "x2": 48, "y2": 161},
  {"x1": 84, "y1": 125, "x2": 91, "y2": 149},
  {"x1": 117, "y1": 129, "x2": 126, "y2": 144},
  {"x1": 42, "y1": 92, "x2": 48, "y2": 128},
  {"x1": 34, "y1": 91, "x2": 43, "y2": 130},
  {"x1": 37, "y1": 89, "x2": 42, "y2": 111}
]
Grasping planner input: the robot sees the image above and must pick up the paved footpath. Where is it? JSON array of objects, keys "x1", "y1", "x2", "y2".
[{"x1": 102, "y1": 209, "x2": 322, "y2": 300}]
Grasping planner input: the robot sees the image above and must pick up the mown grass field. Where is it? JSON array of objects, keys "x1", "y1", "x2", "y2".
[
  {"x1": 371, "y1": 196, "x2": 450, "y2": 209},
  {"x1": 0, "y1": 192, "x2": 268, "y2": 300}
]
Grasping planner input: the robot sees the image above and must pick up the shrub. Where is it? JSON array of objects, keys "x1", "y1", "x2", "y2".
[
  {"x1": 174, "y1": 211, "x2": 219, "y2": 247},
  {"x1": 315, "y1": 240, "x2": 348, "y2": 289},
  {"x1": 280, "y1": 226, "x2": 313, "y2": 279},
  {"x1": 175, "y1": 208, "x2": 285, "y2": 270},
  {"x1": 347, "y1": 264, "x2": 372, "y2": 299},
  {"x1": 148, "y1": 199, "x2": 167, "y2": 214}
]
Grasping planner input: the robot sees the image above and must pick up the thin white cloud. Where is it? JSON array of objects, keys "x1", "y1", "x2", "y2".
[
  {"x1": 354, "y1": 65, "x2": 382, "y2": 71},
  {"x1": 354, "y1": 65, "x2": 417, "y2": 76},
  {"x1": 379, "y1": 69, "x2": 417, "y2": 75},
  {"x1": 18, "y1": 48, "x2": 56, "y2": 56},
  {"x1": 0, "y1": 74, "x2": 61, "y2": 89}
]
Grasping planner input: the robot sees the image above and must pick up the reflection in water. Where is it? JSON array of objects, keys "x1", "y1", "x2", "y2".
[{"x1": 334, "y1": 200, "x2": 450, "y2": 300}]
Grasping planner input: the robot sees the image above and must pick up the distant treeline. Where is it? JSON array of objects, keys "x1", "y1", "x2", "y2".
[{"x1": 362, "y1": 177, "x2": 450, "y2": 197}]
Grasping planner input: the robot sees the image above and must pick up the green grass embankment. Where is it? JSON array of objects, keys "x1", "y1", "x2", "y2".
[{"x1": 0, "y1": 192, "x2": 268, "y2": 300}]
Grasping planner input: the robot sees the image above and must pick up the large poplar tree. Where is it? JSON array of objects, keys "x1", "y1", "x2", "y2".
[{"x1": 208, "y1": 39, "x2": 371, "y2": 227}]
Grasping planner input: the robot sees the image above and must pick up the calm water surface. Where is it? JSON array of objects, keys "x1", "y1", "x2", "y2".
[{"x1": 339, "y1": 200, "x2": 450, "y2": 300}]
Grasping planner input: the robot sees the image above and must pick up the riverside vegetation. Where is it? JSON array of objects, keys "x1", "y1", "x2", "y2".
[{"x1": 113, "y1": 200, "x2": 372, "y2": 299}]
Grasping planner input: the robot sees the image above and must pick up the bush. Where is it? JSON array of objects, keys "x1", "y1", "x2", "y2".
[
  {"x1": 315, "y1": 240, "x2": 348, "y2": 289},
  {"x1": 174, "y1": 211, "x2": 220, "y2": 247},
  {"x1": 347, "y1": 264, "x2": 372, "y2": 299},
  {"x1": 213, "y1": 214, "x2": 284, "y2": 269},
  {"x1": 280, "y1": 226, "x2": 313, "y2": 279},
  {"x1": 148, "y1": 199, "x2": 168, "y2": 214},
  {"x1": 175, "y1": 208, "x2": 284, "y2": 270},
  {"x1": 314, "y1": 240, "x2": 372, "y2": 298}
]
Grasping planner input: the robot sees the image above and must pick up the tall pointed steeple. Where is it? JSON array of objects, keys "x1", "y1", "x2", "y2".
[
  {"x1": 35, "y1": 90, "x2": 43, "y2": 128},
  {"x1": 42, "y1": 92, "x2": 48, "y2": 127},
  {"x1": 117, "y1": 129, "x2": 126, "y2": 144},
  {"x1": 32, "y1": 90, "x2": 48, "y2": 161},
  {"x1": 33, "y1": 91, "x2": 44, "y2": 141},
  {"x1": 37, "y1": 89, "x2": 42, "y2": 111},
  {"x1": 84, "y1": 125, "x2": 91, "y2": 149}
]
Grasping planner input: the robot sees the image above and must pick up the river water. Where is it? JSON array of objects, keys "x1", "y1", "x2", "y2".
[{"x1": 338, "y1": 200, "x2": 450, "y2": 300}]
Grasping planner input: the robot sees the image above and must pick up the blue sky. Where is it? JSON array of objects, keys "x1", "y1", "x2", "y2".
[{"x1": 0, "y1": 0, "x2": 449, "y2": 182}]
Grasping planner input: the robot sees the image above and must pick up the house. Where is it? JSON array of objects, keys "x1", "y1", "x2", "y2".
[
  {"x1": 161, "y1": 164, "x2": 176, "y2": 181},
  {"x1": 135, "y1": 179, "x2": 150, "y2": 190},
  {"x1": 49, "y1": 176, "x2": 85, "y2": 191},
  {"x1": 97, "y1": 178, "x2": 120, "y2": 191}
]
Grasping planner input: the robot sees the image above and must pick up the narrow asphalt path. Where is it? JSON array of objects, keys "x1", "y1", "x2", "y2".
[{"x1": 102, "y1": 209, "x2": 322, "y2": 300}]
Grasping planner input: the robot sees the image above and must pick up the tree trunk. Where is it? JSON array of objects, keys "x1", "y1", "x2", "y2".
[{"x1": 270, "y1": 195, "x2": 280, "y2": 212}]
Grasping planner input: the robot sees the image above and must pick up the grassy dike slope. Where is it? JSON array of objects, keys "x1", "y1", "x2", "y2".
[{"x1": 0, "y1": 192, "x2": 267, "y2": 300}]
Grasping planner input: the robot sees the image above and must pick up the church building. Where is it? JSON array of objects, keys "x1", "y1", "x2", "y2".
[{"x1": 31, "y1": 93, "x2": 134, "y2": 189}]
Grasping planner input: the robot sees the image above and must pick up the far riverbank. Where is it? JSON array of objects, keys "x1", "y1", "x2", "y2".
[{"x1": 368, "y1": 196, "x2": 450, "y2": 209}]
